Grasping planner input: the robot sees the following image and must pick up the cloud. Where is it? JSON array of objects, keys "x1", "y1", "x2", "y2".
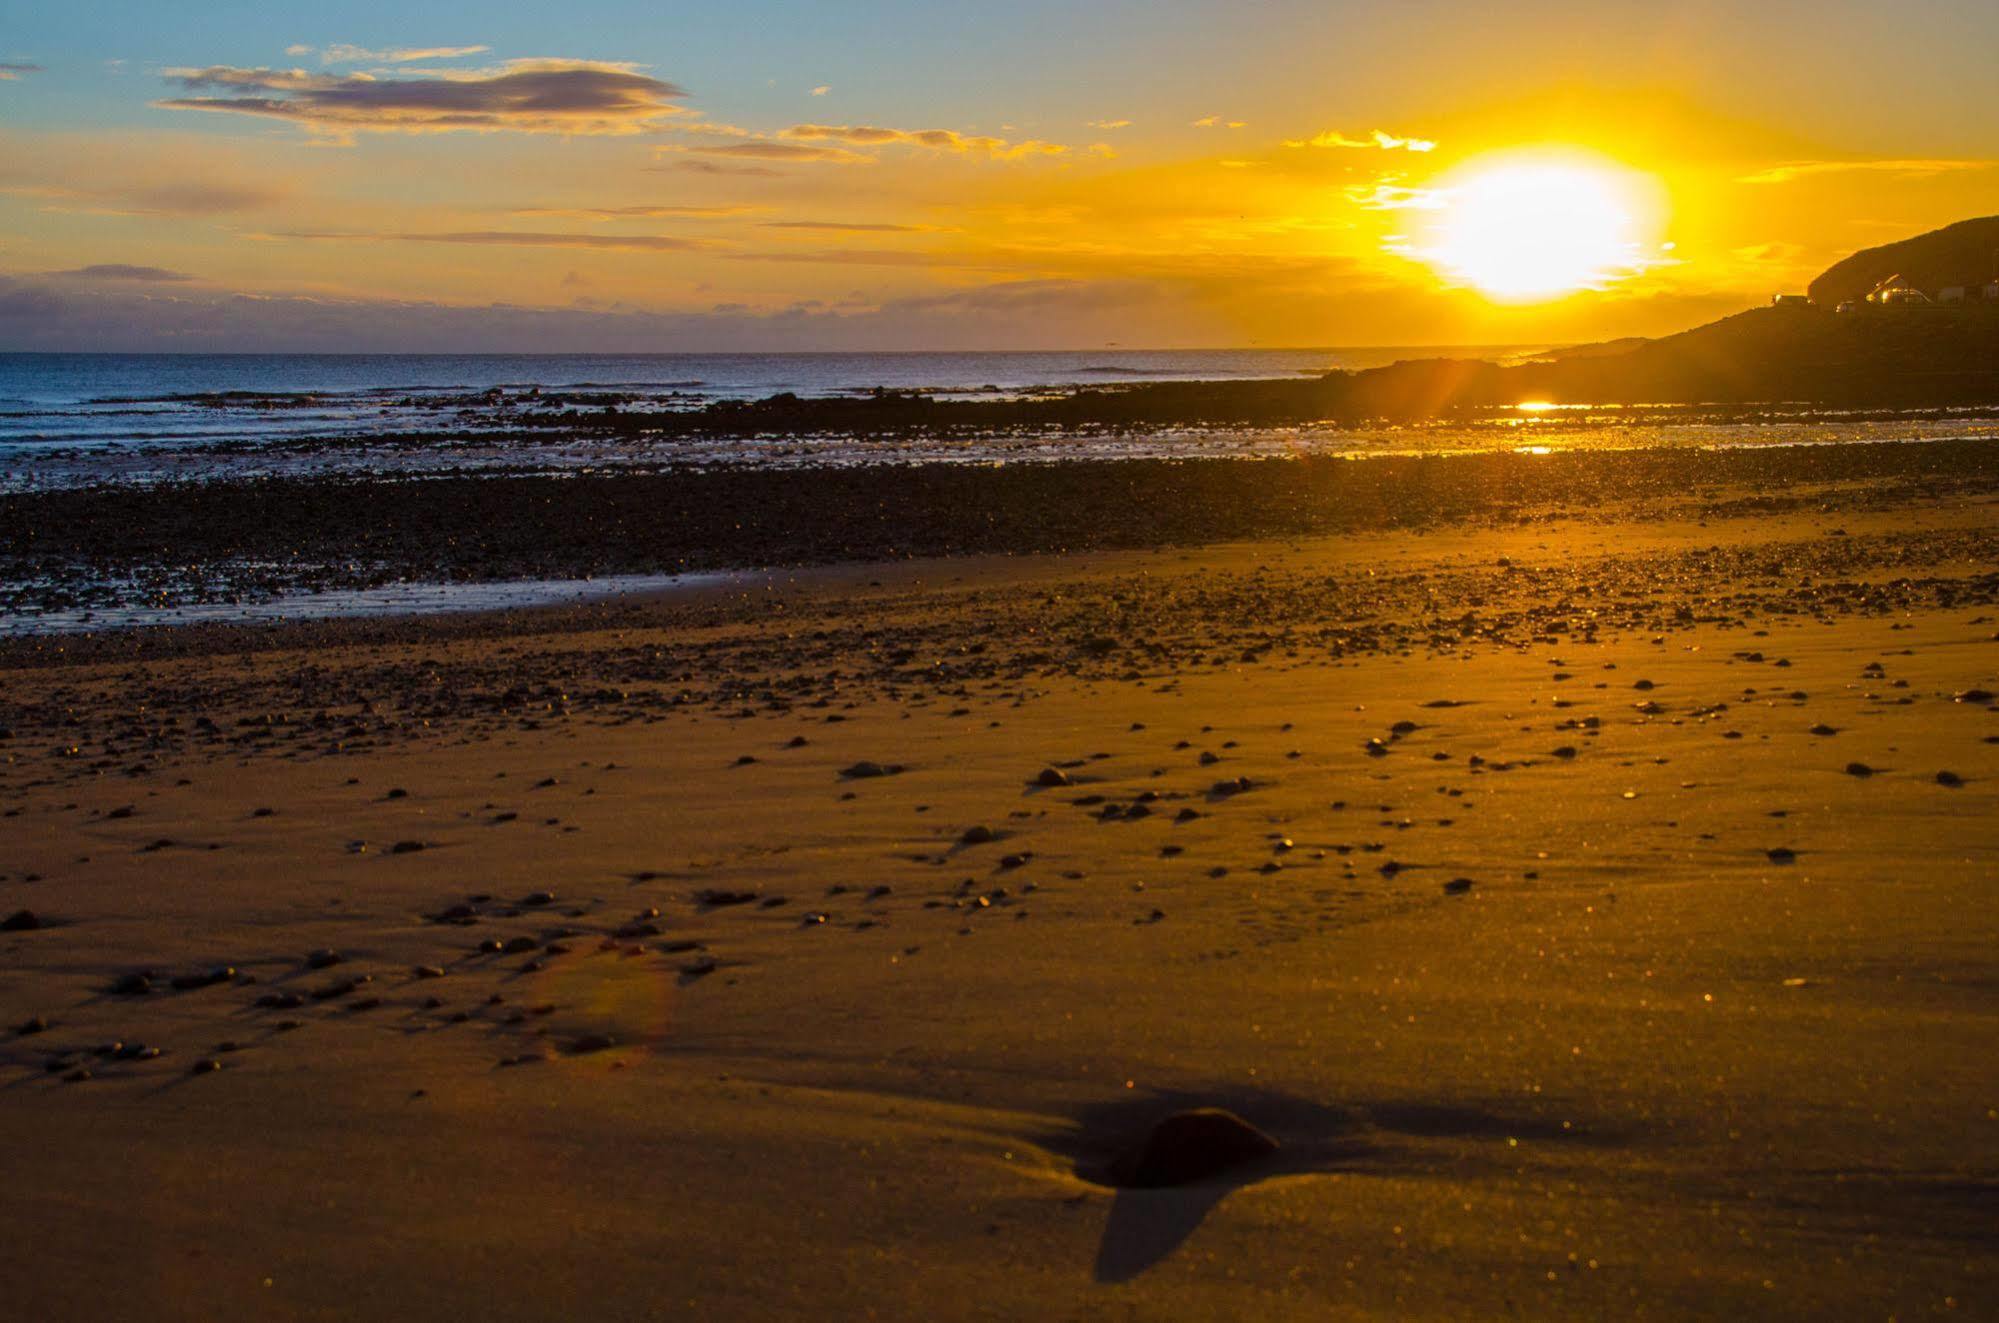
[
  {"x1": 1286, "y1": 128, "x2": 1436, "y2": 152},
  {"x1": 275, "y1": 229, "x2": 717, "y2": 252},
  {"x1": 781, "y1": 123, "x2": 1067, "y2": 160},
  {"x1": 810, "y1": 85, "x2": 831, "y2": 96},
  {"x1": 0, "y1": 62, "x2": 44, "y2": 80},
  {"x1": 0, "y1": 282, "x2": 63, "y2": 320},
  {"x1": 513, "y1": 204, "x2": 764, "y2": 220},
  {"x1": 681, "y1": 141, "x2": 871, "y2": 165},
  {"x1": 759, "y1": 220, "x2": 932, "y2": 233},
  {"x1": 1088, "y1": 119, "x2": 1131, "y2": 130},
  {"x1": 47, "y1": 264, "x2": 195, "y2": 282},
  {"x1": 0, "y1": 179, "x2": 284, "y2": 216},
  {"x1": 319, "y1": 44, "x2": 491, "y2": 65},
  {"x1": 655, "y1": 158, "x2": 786, "y2": 178},
  {"x1": 155, "y1": 59, "x2": 686, "y2": 135},
  {"x1": 1734, "y1": 158, "x2": 1994, "y2": 184},
  {"x1": 1343, "y1": 180, "x2": 1445, "y2": 210}
]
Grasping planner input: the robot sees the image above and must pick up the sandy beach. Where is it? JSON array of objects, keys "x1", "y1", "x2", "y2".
[{"x1": 2, "y1": 457, "x2": 1994, "y2": 1320}]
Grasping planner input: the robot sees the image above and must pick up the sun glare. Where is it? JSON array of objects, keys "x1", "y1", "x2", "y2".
[{"x1": 1415, "y1": 151, "x2": 1662, "y2": 302}]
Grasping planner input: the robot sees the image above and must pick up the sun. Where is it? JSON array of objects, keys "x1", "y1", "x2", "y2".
[{"x1": 1412, "y1": 150, "x2": 1663, "y2": 301}]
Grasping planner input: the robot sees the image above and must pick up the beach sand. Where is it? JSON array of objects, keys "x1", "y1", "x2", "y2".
[{"x1": 1, "y1": 484, "x2": 1995, "y2": 1319}]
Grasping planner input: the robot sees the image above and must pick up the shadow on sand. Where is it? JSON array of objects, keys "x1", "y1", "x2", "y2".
[{"x1": 1045, "y1": 1085, "x2": 1625, "y2": 1283}]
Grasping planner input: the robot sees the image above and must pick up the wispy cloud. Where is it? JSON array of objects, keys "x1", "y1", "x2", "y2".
[
  {"x1": 156, "y1": 59, "x2": 685, "y2": 136},
  {"x1": 1087, "y1": 119, "x2": 1131, "y2": 130},
  {"x1": 781, "y1": 123, "x2": 1067, "y2": 160},
  {"x1": 0, "y1": 62, "x2": 44, "y2": 80},
  {"x1": 512, "y1": 204, "x2": 764, "y2": 220},
  {"x1": 760, "y1": 220, "x2": 935, "y2": 233},
  {"x1": 318, "y1": 43, "x2": 491, "y2": 65},
  {"x1": 1191, "y1": 115, "x2": 1246, "y2": 129},
  {"x1": 1344, "y1": 180, "x2": 1446, "y2": 210},
  {"x1": 1286, "y1": 128, "x2": 1436, "y2": 152},
  {"x1": 273, "y1": 230, "x2": 719, "y2": 252},
  {"x1": 810, "y1": 85, "x2": 831, "y2": 97},
  {"x1": 673, "y1": 141, "x2": 872, "y2": 165},
  {"x1": 655, "y1": 158, "x2": 786, "y2": 178},
  {"x1": 46, "y1": 264, "x2": 195, "y2": 282},
  {"x1": 0, "y1": 179, "x2": 284, "y2": 216},
  {"x1": 1735, "y1": 157, "x2": 1993, "y2": 184}
]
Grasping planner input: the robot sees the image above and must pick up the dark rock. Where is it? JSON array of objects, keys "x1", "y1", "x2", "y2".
[
  {"x1": 1936, "y1": 770, "x2": 1965, "y2": 788},
  {"x1": 501, "y1": 936, "x2": 540, "y2": 955},
  {"x1": 109, "y1": 972, "x2": 151, "y2": 996},
  {"x1": 389, "y1": 840, "x2": 426, "y2": 855},
  {"x1": 1844, "y1": 762, "x2": 1876, "y2": 777},
  {"x1": 305, "y1": 948, "x2": 343, "y2": 969},
  {"x1": 1034, "y1": 767, "x2": 1071, "y2": 788},
  {"x1": 567, "y1": 1033, "x2": 617, "y2": 1054},
  {"x1": 960, "y1": 825, "x2": 997, "y2": 846},
  {"x1": 1443, "y1": 878, "x2": 1474, "y2": 894},
  {"x1": 1107, "y1": 1108, "x2": 1279, "y2": 1188},
  {"x1": 841, "y1": 761, "x2": 903, "y2": 779},
  {"x1": 1766, "y1": 847, "x2": 1797, "y2": 863},
  {"x1": 1, "y1": 909, "x2": 40, "y2": 932}
]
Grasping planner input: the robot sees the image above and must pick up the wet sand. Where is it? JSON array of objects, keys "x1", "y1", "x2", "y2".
[{"x1": 1, "y1": 470, "x2": 1996, "y2": 1319}]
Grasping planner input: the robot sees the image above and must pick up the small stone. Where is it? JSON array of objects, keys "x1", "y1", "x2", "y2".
[
  {"x1": 960, "y1": 825, "x2": 997, "y2": 846},
  {"x1": 190, "y1": 1059, "x2": 222, "y2": 1075},
  {"x1": 1, "y1": 909, "x2": 40, "y2": 932},
  {"x1": 841, "y1": 761, "x2": 903, "y2": 779},
  {"x1": 1935, "y1": 770, "x2": 1964, "y2": 788},
  {"x1": 1443, "y1": 878, "x2": 1474, "y2": 894},
  {"x1": 1108, "y1": 1109, "x2": 1279, "y2": 1188},
  {"x1": 1034, "y1": 767, "x2": 1072, "y2": 788},
  {"x1": 305, "y1": 948, "x2": 343, "y2": 969},
  {"x1": 521, "y1": 891, "x2": 556, "y2": 907},
  {"x1": 500, "y1": 936, "x2": 539, "y2": 955},
  {"x1": 1844, "y1": 762, "x2": 1875, "y2": 777},
  {"x1": 413, "y1": 965, "x2": 446, "y2": 980},
  {"x1": 110, "y1": 972, "x2": 151, "y2": 997},
  {"x1": 389, "y1": 840, "x2": 426, "y2": 855},
  {"x1": 567, "y1": 1033, "x2": 617, "y2": 1055},
  {"x1": 14, "y1": 1015, "x2": 48, "y2": 1036},
  {"x1": 1766, "y1": 847, "x2": 1797, "y2": 863}
]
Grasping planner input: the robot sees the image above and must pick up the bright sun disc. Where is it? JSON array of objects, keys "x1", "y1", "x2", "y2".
[{"x1": 1417, "y1": 152, "x2": 1660, "y2": 301}]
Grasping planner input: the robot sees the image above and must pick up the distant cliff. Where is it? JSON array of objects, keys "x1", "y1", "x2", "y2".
[{"x1": 1807, "y1": 215, "x2": 1999, "y2": 306}]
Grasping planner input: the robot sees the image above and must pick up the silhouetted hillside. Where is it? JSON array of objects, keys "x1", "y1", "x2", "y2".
[{"x1": 1808, "y1": 215, "x2": 1999, "y2": 306}]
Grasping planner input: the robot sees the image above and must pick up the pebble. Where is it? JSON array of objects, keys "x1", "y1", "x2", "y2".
[
  {"x1": 960, "y1": 825, "x2": 997, "y2": 845},
  {"x1": 1108, "y1": 1108, "x2": 1279, "y2": 1188},
  {"x1": 0, "y1": 909, "x2": 40, "y2": 932},
  {"x1": 306, "y1": 948, "x2": 343, "y2": 969},
  {"x1": 1035, "y1": 767, "x2": 1072, "y2": 787},
  {"x1": 1936, "y1": 770, "x2": 1964, "y2": 788}
]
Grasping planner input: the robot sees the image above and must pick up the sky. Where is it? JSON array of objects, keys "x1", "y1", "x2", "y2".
[{"x1": 1, "y1": 0, "x2": 1995, "y2": 352}]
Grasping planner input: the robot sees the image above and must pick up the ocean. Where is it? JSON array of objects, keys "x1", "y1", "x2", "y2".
[
  {"x1": 0, "y1": 347, "x2": 1428, "y2": 450},
  {"x1": 7, "y1": 348, "x2": 1999, "y2": 498}
]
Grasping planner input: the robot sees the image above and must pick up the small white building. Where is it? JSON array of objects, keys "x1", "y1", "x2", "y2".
[{"x1": 1938, "y1": 285, "x2": 1967, "y2": 303}]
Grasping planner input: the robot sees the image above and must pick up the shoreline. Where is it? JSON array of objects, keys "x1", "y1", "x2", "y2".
[{"x1": 6, "y1": 434, "x2": 1999, "y2": 626}]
